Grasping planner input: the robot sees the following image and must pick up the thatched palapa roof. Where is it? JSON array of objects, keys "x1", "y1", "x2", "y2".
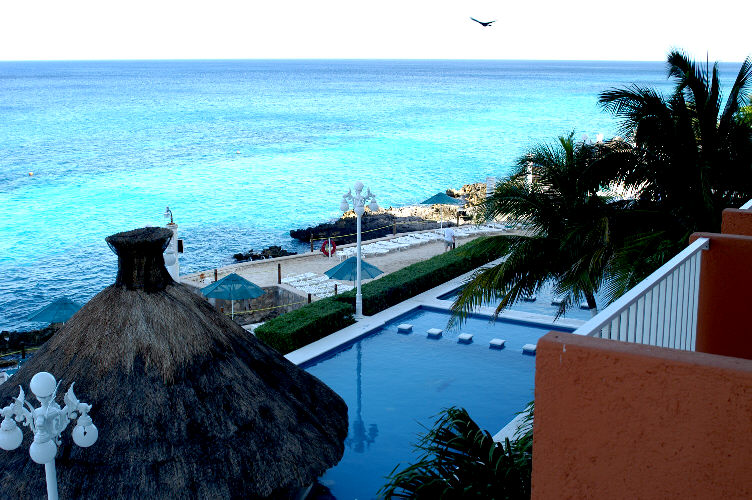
[{"x1": 0, "y1": 227, "x2": 348, "y2": 499}]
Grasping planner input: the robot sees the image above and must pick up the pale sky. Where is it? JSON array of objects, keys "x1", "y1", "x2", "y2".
[{"x1": 1, "y1": 0, "x2": 749, "y2": 62}]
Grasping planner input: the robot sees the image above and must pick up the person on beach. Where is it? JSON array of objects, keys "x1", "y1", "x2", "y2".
[{"x1": 443, "y1": 226, "x2": 456, "y2": 252}]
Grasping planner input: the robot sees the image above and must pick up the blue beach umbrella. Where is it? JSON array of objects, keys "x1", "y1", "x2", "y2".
[
  {"x1": 420, "y1": 192, "x2": 462, "y2": 228},
  {"x1": 420, "y1": 192, "x2": 462, "y2": 206},
  {"x1": 325, "y1": 256, "x2": 383, "y2": 282},
  {"x1": 27, "y1": 297, "x2": 82, "y2": 324},
  {"x1": 201, "y1": 273, "x2": 265, "y2": 319}
]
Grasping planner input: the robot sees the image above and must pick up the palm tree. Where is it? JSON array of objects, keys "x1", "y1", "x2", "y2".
[
  {"x1": 379, "y1": 404, "x2": 534, "y2": 499},
  {"x1": 450, "y1": 132, "x2": 630, "y2": 325},
  {"x1": 597, "y1": 50, "x2": 752, "y2": 295},
  {"x1": 451, "y1": 52, "x2": 752, "y2": 325}
]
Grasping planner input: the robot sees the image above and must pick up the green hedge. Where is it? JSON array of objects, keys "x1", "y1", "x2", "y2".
[
  {"x1": 256, "y1": 236, "x2": 509, "y2": 354},
  {"x1": 255, "y1": 298, "x2": 355, "y2": 354},
  {"x1": 335, "y1": 236, "x2": 509, "y2": 315}
]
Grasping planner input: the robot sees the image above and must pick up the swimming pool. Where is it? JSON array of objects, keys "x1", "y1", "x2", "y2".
[
  {"x1": 438, "y1": 281, "x2": 606, "y2": 321},
  {"x1": 303, "y1": 306, "x2": 571, "y2": 499}
]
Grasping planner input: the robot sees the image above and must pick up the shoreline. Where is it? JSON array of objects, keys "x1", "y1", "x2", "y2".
[
  {"x1": 232, "y1": 182, "x2": 488, "y2": 261},
  {"x1": 1, "y1": 182, "x2": 490, "y2": 333}
]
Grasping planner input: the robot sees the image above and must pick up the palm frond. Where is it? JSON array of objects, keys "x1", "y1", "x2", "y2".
[
  {"x1": 599, "y1": 85, "x2": 672, "y2": 140},
  {"x1": 667, "y1": 49, "x2": 708, "y2": 107},
  {"x1": 448, "y1": 237, "x2": 553, "y2": 328},
  {"x1": 720, "y1": 57, "x2": 752, "y2": 131},
  {"x1": 379, "y1": 406, "x2": 533, "y2": 499}
]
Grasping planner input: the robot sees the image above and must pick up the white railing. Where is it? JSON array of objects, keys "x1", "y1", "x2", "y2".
[{"x1": 573, "y1": 237, "x2": 710, "y2": 351}]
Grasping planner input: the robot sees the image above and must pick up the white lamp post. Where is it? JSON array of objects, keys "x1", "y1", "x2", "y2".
[
  {"x1": 163, "y1": 206, "x2": 174, "y2": 224},
  {"x1": 163, "y1": 206, "x2": 180, "y2": 281},
  {"x1": 340, "y1": 181, "x2": 378, "y2": 319},
  {"x1": 0, "y1": 372, "x2": 98, "y2": 500}
]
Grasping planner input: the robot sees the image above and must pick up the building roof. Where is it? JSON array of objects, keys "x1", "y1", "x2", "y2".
[{"x1": 0, "y1": 227, "x2": 348, "y2": 499}]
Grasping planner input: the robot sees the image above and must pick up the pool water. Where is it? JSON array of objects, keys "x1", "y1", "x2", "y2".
[
  {"x1": 438, "y1": 281, "x2": 606, "y2": 321},
  {"x1": 304, "y1": 306, "x2": 570, "y2": 499}
]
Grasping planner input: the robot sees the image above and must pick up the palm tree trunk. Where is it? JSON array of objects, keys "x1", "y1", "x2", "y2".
[{"x1": 585, "y1": 291, "x2": 599, "y2": 318}]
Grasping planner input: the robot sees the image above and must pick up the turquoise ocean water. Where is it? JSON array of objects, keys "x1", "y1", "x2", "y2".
[{"x1": 1, "y1": 59, "x2": 732, "y2": 331}]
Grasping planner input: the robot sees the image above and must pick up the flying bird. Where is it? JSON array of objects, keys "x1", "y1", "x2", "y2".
[{"x1": 470, "y1": 17, "x2": 495, "y2": 27}]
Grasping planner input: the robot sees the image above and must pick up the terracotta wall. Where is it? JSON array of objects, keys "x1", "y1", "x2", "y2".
[
  {"x1": 532, "y1": 331, "x2": 752, "y2": 499},
  {"x1": 721, "y1": 208, "x2": 752, "y2": 236},
  {"x1": 690, "y1": 232, "x2": 752, "y2": 360}
]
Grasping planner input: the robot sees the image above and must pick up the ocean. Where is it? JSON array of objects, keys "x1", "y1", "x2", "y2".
[{"x1": 0, "y1": 59, "x2": 732, "y2": 331}]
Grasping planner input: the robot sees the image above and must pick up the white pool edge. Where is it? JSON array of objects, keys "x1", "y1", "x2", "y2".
[{"x1": 492, "y1": 412, "x2": 529, "y2": 443}]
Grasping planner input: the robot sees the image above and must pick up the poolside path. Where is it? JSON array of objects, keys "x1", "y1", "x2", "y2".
[{"x1": 180, "y1": 227, "x2": 518, "y2": 294}]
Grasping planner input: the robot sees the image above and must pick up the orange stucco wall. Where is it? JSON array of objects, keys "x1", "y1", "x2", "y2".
[
  {"x1": 690, "y1": 232, "x2": 752, "y2": 360},
  {"x1": 721, "y1": 208, "x2": 752, "y2": 236},
  {"x1": 532, "y1": 332, "x2": 752, "y2": 500}
]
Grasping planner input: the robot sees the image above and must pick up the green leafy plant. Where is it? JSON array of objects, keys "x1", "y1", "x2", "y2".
[
  {"x1": 452, "y1": 51, "x2": 752, "y2": 328},
  {"x1": 598, "y1": 50, "x2": 752, "y2": 297},
  {"x1": 739, "y1": 103, "x2": 752, "y2": 127},
  {"x1": 450, "y1": 133, "x2": 631, "y2": 326},
  {"x1": 254, "y1": 298, "x2": 355, "y2": 353},
  {"x1": 380, "y1": 403, "x2": 534, "y2": 499}
]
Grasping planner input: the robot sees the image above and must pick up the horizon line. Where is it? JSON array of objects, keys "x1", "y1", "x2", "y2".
[
  {"x1": 0, "y1": 57, "x2": 678, "y2": 64},
  {"x1": 1, "y1": 56, "x2": 747, "y2": 64}
]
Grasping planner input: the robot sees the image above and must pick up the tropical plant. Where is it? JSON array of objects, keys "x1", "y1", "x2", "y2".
[
  {"x1": 598, "y1": 50, "x2": 752, "y2": 296},
  {"x1": 254, "y1": 297, "x2": 355, "y2": 353},
  {"x1": 740, "y1": 101, "x2": 752, "y2": 127},
  {"x1": 379, "y1": 403, "x2": 534, "y2": 499},
  {"x1": 450, "y1": 132, "x2": 630, "y2": 324}
]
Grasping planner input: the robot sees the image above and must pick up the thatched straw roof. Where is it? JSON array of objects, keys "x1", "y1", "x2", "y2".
[{"x1": 0, "y1": 227, "x2": 347, "y2": 499}]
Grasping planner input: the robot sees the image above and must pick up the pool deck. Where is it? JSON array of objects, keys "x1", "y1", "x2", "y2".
[{"x1": 180, "y1": 227, "x2": 518, "y2": 293}]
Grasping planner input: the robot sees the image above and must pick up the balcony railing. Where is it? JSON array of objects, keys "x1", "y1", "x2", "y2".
[{"x1": 573, "y1": 237, "x2": 710, "y2": 350}]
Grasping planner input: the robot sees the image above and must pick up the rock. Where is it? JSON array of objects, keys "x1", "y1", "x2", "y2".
[
  {"x1": 447, "y1": 182, "x2": 486, "y2": 209},
  {"x1": 290, "y1": 182, "x2": 487, "y2": 245},
  {"x1": 290, "y1": 212, "x2": 455, "y2": 246},
  {"x1": 233, "y1": 246, "x2": 298, "y2": 263}
]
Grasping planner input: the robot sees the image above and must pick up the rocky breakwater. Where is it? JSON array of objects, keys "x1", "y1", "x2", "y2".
[
  {"x1": 447, "y1": 182, "x2": 486, "y2": 211},
  {"x1": 290, "y1": 182, "x2": 486, "y2": 246},
  {"x1": 233, "y1": 245, "x2": 298, "y2": 263},
  {"x1": 290, "y1": 212, "x2": 447, "y2": 247}
]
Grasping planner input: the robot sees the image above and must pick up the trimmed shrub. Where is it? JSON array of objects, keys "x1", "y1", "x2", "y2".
[{"x1": 254, "y1": 298, "x2": 355, "y2": 354}]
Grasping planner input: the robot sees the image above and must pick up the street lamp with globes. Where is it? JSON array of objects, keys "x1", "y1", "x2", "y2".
[
  {"x1": 0, "y1": 371, "x2": 98, "y2": 500},
  {"x1": 340, "y1": 181, "x2": 378, "y2": 319}
]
